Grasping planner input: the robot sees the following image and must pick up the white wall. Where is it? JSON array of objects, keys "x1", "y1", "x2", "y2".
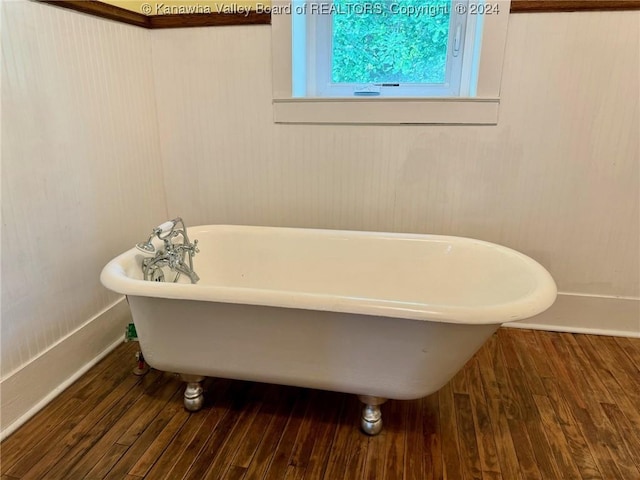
[
  {"x1": 1, "y1": 0, "x2": 168, "y2": 436},
  {"x1": 150, "y1": 11, "x2": 639, "y2": 334}
]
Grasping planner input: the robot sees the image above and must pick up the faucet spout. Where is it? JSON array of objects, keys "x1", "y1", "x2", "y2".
[{"x1": 174, "y1": 262, "x2": 200, "y2": 283}]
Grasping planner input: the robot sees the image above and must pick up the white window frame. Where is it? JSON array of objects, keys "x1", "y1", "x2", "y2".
[{"x1": 272, "y1": 0, "x2": 511, "y2": 125}]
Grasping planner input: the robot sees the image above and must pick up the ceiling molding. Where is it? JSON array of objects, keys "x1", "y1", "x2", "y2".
[{"x1": 37, "y1": 0, "x2": 640, "y2": 29}]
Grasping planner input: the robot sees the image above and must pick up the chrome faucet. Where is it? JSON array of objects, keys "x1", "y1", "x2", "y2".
[{"x1": 136, "y1": 217, "x2": 200, "y2": 284}]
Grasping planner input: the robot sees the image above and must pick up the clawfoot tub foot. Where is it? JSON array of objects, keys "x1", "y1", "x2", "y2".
[
  {"x1": 180, "y1": 374, "x2": 205, "y2": 412},
  {"x1": 358, "y1": 395, "x2": 388, "y2": 435}
]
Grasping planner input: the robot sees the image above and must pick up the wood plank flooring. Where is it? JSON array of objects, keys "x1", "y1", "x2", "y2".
[{"x1": 2, "y1": 328, "x2": 639, "y2": 479}]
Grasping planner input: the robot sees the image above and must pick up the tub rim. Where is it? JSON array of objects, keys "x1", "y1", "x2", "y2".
[{"x1": 101, "y1": 224, "x2": 558, "y2": 325}]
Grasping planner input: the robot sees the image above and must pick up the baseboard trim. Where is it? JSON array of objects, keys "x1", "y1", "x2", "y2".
[
  {"x1": 504, "y1": 292, "x2": 640, "y2": 338},
  {"x1": 0, "y1": 297, "x2": 130, "y2": 441}
]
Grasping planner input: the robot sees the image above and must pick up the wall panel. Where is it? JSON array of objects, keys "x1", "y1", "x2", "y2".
[{"x1": 1, "y1": 0, "x2": 168, "y2": 431}]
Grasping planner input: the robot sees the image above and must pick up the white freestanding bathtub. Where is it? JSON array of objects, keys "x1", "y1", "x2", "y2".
[{"x1": 101, "y1": 224, "x2": 557, "y2": 434}]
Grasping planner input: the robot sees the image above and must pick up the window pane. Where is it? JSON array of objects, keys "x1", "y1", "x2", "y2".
[{"x1": 331, "y1": 0, "x2": 451, "y2": 84}]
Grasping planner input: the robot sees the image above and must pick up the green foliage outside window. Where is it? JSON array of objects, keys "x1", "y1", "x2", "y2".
[{"x1": 332, "y1": 0, "x2": 451, "y2": 84}]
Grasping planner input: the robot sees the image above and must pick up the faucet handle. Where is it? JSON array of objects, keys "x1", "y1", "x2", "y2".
[{"x1": 156, "y1": 220, "x2": 176, "y2": 233}]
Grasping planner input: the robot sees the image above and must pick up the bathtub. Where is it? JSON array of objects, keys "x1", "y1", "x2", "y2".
[{"x1": 101, "y1": 224, "x2": 556, "y2": 434}]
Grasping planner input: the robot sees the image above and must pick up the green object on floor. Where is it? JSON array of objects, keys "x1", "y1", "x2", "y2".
[{"x1": 125, "y1": 323, "x2": 138, "y2": 342}]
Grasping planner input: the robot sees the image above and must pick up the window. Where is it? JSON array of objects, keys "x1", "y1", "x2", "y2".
[
  {"x1": 272, "y1": 0, "x2": 512, "y2": 124},
  {"x1": 293, "y1": 0, "x2": 478, "y2": 98}
]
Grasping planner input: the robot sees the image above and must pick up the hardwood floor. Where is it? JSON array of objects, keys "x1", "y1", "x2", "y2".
[{"x1": 2, "y1": 328, "x2": 639, "y2": 479}]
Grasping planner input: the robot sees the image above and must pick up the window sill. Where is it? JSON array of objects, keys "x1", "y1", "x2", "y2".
[{"x1": 273, "y1": 97, "x2": 500, "y2": 125}]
